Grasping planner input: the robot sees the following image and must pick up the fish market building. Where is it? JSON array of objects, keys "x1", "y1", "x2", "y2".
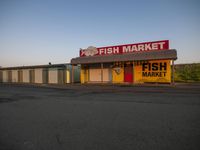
[{"x1": 71, "y1": 40, "x2": 177, "y2": 84}]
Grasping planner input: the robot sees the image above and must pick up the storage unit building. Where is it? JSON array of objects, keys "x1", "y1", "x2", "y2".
[
  {"x1": 71, "y1": 40, "x2": 177, "y2": 84},
  {"x1": 0, "y1": 63, "x2": 78, "y2": 85}
]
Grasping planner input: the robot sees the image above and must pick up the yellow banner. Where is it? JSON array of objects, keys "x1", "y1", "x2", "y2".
[{"x1": 134, "y1": 60, "x2": 171, "y2": 83}]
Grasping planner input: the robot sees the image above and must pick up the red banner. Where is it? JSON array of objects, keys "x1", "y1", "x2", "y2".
[{"x1": 80, "y1": 40, "x2": 169, "y2": 57}]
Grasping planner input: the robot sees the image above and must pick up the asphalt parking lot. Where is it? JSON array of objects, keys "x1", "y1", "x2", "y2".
[{"x1": 0, "y1": 83, "x2": 200, "y2": 150}]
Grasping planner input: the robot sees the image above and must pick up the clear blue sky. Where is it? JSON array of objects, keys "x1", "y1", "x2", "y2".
[{"x1": 0, "y1": 0, "x2": 199, "y2": 67}]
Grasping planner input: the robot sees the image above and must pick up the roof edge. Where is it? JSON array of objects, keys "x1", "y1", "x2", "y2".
[{"x1": 71, "y1": 49, "x2": 177, "y2": 64}]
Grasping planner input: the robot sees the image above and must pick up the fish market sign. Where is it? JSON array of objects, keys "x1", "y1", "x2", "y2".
[
  {"x1": 142, "y1": 62, "x2": 167, "y2": 77},
  {"x1": 80, "y1": 40, "x2": 169, "y2": 57},
  {"x1": 134, "y1": 60, "x2": 171, "y2": 83}
]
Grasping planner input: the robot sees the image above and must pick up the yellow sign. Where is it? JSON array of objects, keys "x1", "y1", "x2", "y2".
[{"x1": 134, "y1": 60, "x2": 171, "y2": 83}]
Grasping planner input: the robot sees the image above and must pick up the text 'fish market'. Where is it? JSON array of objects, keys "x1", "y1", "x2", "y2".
[
  {"x1": 71, "y1": 40, "x2": 177, "y2": 84},
  {"x1": 0, "y1": 40, "x2": 177, "y2": 84}
]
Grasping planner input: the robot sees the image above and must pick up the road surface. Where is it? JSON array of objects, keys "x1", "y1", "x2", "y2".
[{"x1": 0, "y1": 83, "x2": 200, "y2": 150}]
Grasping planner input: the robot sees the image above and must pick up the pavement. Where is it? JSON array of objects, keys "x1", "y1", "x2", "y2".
[{"x1": 0, "y1": 83, "x2": 200, "y2": 150}]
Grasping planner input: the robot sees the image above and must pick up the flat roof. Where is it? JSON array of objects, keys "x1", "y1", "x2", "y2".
[
  {"x1": 0, "y1": 63, "x2": 71, "y2": 70},
  {"x1": 71, "y1": 49, "x2": 177, "y2": 64}
]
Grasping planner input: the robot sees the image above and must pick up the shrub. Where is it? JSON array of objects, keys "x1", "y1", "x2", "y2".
[{"x1": 174, "y1": 63, "x2": 200, "y2": 82}]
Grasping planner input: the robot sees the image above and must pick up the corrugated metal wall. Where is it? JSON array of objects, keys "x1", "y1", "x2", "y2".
[{"x1": 12, "y1": 70, "x2": 18, "y2": 82}]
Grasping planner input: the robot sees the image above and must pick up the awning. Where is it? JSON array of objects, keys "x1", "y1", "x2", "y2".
[{"x1": 71, "y1": 49, "x2": 177, "y2": 64}]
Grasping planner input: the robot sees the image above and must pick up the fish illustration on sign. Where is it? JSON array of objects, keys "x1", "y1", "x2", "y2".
[{"x1": 80, "y1": 46, "x2": 98, "y2": 56}]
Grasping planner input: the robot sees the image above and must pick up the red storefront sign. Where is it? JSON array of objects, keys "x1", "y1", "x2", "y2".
[{"x1": 80, "y1": 40, "x2": 169, "y2": 57}]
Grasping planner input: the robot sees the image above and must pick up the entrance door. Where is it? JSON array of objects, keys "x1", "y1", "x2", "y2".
[{"x1": 124, "y1": 64, "x2": 133, "y2": 83}]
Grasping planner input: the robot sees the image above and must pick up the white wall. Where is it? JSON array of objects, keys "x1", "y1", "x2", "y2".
[
  {"x1": 23, "y1": 69, "x2": 29, "y2": 83},
  {"x1": 12, "y1": 70, "x2": 18, "y2": 82},
  {"x1": 2, "y1": 71, "x2": 8, "y2": 82},
  {"x1": 48, "y1": 69, "x2": 58, "y2": 84},
  {"x1": 35, "y1": 68, "x2": 43, "y2": 83}
]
